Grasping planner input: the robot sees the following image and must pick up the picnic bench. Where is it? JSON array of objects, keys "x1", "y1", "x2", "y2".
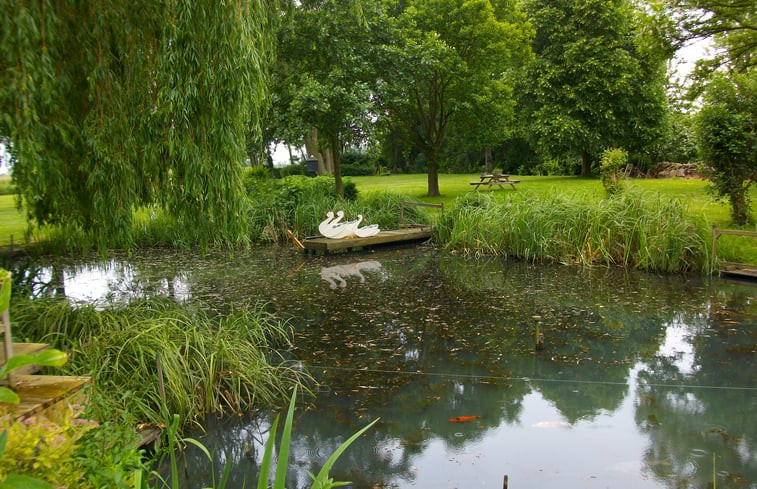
[{"x1": 470, "y1": 173, "x2": 520, "y2": 190}]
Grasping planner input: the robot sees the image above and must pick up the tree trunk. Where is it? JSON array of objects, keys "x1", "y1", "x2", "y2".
[
  {"x1": 329, "y1": 132, "x2": 344, "y2": 198},
  {"x1": 730, "y1": 190, "x2": 748, "y2": 225},
  {"x1": 427, "y1": 153, "x2": 440, "y2": 197},
  {"x1": 304, "y1": 128, "x2": 326, "y2": 175},
  {"x1": 581, "y1": 151, "x2": 592, "y2": 177},
  {"x1": 484, "y1": 146, "x2": 493, "y2": 173}
]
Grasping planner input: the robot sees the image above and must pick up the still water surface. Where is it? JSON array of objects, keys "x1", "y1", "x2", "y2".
[{"x1": 25, "y1": 245, "x2": 756, "y2": 488}]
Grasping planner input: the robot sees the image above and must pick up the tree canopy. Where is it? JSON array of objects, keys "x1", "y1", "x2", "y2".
[
  {"x1": 519, "y1": 0, "x2": 670, "y2": 175},
  {"x1": 1, "y1": 0, "x2": 275, "y2": 248}
]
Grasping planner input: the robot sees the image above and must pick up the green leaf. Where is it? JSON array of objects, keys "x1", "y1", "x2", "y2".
[
  {"x1": 273, "y1": 386, "x2": 297, "y2": 489},
  {"x1": 257, "y1": 414, "x2": 280, "y2": 489},
  {"x1": 309, "y1": 417, "x2": 379, "y2": 489},
  {"x1": 0, "y1": 387, "x2": 20, "y2": 405},
  {"x1": 0, "y1": 474, "x2": 57, "y2": 489}
]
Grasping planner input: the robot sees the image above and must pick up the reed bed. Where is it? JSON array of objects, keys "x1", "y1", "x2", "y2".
[
  {"x1": 436, "y1": 190, "x2": 711, "y2": 273},
  {"x1": 10, "y1": 298, "x2": 309, "y2": 427}
]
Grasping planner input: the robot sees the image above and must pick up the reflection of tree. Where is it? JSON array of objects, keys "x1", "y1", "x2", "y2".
[{"x1": 635, "y1": 285, "x2": 757, "y2": 488}]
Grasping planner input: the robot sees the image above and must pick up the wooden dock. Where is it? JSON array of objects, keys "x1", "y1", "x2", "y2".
[
  {"x1": 1, "y1": 341, "x2": 91, "y2": 421},
  {"x1": 303, "y1": 226, "x2": 433, "y2": 254},
  {"x1": 711, "y1": 225, "x2": 757, "y2": 281}
]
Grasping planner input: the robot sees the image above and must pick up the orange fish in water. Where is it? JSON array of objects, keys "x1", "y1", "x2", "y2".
[{"x1": 448, "y1": 415, "x2": 482, "y2": 423}]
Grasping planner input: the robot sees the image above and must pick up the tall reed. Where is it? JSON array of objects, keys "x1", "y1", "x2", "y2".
[
  {"x1": 10, "y1": 298, "x2": 309, "y2": 427},
  {"x1": 436, "y1": 189, "x2": 711, "y2": 273}
]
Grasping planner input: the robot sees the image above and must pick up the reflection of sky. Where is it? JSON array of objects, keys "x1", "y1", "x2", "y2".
[
  {"x1": 656, "y1": 319, "x2": 697, "y2": 376},
  {"x1": 38, "y1": 261, "x2": 191, "y2": 306}
]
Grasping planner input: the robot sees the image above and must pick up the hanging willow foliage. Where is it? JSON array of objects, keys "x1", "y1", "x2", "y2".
[{"x1": 0, "y1": 0, "x2": 278, "y2": 249}]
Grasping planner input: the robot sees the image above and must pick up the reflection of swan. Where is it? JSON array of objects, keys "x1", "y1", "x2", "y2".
[{"x1": 319, "y1": 260, "x2": 384, "y2": 289}]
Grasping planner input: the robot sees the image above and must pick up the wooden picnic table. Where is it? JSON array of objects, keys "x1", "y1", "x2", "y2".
[{"x1": 469, "y1": 173, "x2": 520, "y2": 190}]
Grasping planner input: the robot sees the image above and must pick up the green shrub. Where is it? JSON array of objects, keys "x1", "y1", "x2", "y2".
[{"x1": 600, "y1": 148, "x2": 628, "y2": 196}]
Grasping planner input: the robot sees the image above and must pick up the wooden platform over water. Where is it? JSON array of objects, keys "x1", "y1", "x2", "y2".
[
  {"x1": 720, "y1": 263, "x2": 757, "y2": 280},
  {"x1": 1, "y1": 341, "x2": 91, "y2": 421},
  {"x1": 303, "y1": 226, "x2": 432, "y2": 254}
]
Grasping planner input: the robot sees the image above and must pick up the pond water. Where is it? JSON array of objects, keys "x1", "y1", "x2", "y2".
[{"x1": 20, "y1": 245, "x2": 757, "y2": 488}]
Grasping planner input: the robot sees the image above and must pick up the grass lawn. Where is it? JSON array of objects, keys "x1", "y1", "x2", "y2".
[
  {"x1": 349, "y1": 173, "x2": 754, "y2": 227},
  {"x1": 0, "y1": 194, "x2": 29, "y2": 247}
]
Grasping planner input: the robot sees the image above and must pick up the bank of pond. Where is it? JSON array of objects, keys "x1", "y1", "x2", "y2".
[{"x1": 1, "y1": 244, "x2": 755, "y2": 488}]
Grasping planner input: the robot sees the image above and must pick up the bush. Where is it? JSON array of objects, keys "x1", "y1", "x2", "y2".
[{"x1": 600, "y1": 148, "x2": 628, "y2": 196}]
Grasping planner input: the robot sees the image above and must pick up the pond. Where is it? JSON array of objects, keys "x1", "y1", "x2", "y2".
[{"x1": 20, "y1": 245, "x2": 757, "y2": 488}]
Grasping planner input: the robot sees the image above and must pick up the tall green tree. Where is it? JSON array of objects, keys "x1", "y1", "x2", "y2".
[
  {"x1": 0, "y1": 0, "x2": 274, "y2": 248},
  {"x1": 274, "y1": 0, "x2": 383, "y2": 197},
  {"x1": 696, "y1": 71, "x2": 756, "y2": 225},
  {"x1": 381, "y1": 0, "x2": 531, "y2": 196},
  {"x1": 520, "y1": 0, "x2": 670, "y2": 176}
]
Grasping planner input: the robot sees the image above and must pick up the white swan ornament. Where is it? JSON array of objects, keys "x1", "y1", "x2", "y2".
[
  {"x1": 354, "y1": 215, "x2": 380, "y2": 237},
  {"x1": 321, "y1": 211, "x2": 346, "y2": 238},
  {"x1": 331, "y1": 214, "x2": 361, "y2": 239},
  {"x1": 318, "y1": 211, "x2": 335, "y2": 237}
]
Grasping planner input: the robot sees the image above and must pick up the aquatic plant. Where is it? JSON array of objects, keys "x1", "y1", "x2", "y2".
[
  {"x1": 146, "y1": 387, "x2": 378, "y2": 489},
  {"x1": 436, "y1": 189, "x2": 711, "y2": 273},
  {"x1": 9, "y1": 298, "x2": 310, "y2": 428}
]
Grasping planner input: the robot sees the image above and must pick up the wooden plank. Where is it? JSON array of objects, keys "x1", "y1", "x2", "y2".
[
  {"x1": 5, "y1": 374, "x2": 92, "y2": 421},
  {"x1": 721, "y1": 268, "x2": 757, "y2": 279},
  {"x1": 0, "y1": 342, "x2": 50, "y2": 375},
  {"x1": 303, "y1": 226, "x2": 432, "y2": 253}
]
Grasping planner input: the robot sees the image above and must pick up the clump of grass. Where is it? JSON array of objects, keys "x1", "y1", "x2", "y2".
[
  {"x1": 437, "y1": 189, "x2": 711, "y2": 273},
  {"x1": 10, "y1": 298, "x2": 309, "y2": 428}
]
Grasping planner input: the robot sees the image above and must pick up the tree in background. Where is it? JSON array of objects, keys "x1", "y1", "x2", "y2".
[
  {"x1": 520, "y1": 0, "x2": 670, "y2": 176},
  {"x1": 696, "y1": 72, "x2": 756, "y2": 225},
  {"x1": 380, "y1": 0, "x2": 531, "y2": 196},
  {"x1": 0, "y1": 0, "x2": 274, "y2": 248},
  {"x1": 273, "y1": 0, "x2": 385, "y2": 197}
]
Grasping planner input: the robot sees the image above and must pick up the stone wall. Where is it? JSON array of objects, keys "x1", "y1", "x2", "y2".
[{"x1": 647, "y1": 162, "x2": 710, "y2": 179}]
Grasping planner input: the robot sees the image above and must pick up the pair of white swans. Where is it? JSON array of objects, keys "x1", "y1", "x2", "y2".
[{"x1": 318, "y1": 211, "x2": 381, "y2": 239}]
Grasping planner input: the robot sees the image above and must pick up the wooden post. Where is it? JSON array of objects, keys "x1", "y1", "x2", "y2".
[{"x1": 503, "y1": 474, "x2": 508, "y2": 489}]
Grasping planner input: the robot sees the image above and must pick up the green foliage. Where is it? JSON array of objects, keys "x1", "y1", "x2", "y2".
[
  {"x1": 695, "y1": 71, "x2": 756, "y2": 225},
  {"x1": 520, "y1": 0, "x2": 669, "y2": 175},
  {"x1": 436, "y1": 189, "x2": 710, "y2": 273},
  {"x1": 245, "y1": 175, "x2": 419, "y2": 242},
  {"x1": 0, "y1": 1, "x2": 276, "y2": 250},
  {"x1": 382, "y1": 0, "x2": 532, "y2": 196},
  {"x1": 0, "y1": 407, "x2": 98, "y2": 487},
  {"x1": 600, "y1": 148, "x2": 629, "y2": 196},
  {"x1": 0, "y1": 177, "x2": 14, "y2": 197},
  {"x1": 9, "y1": 298, "x2": 308, "y2": 428}
]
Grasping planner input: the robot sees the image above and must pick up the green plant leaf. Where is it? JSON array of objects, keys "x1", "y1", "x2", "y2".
[
  {"x1": 273, "y1": 386, "x2": 297, "y2": 489},
  {"x1": 0, "y1": 270, "x2": 11, "y2": 313},
  {"x1": 0, "y1": 474, "x2": 57, "y2": 489},
  {"x1": 0, "y1": 387, "x2": 20, "y2": 405},
  {"x1": 309, "y1": 417, "x2": 379, "y2": 489},
  {"x1": 257, "y1": 414, "x2": 280, "y2": 489},
  {"x1": 0, "y1": 350, "x2": 67, "y2": 378}
]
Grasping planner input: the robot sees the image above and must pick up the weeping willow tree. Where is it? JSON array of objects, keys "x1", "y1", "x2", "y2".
[{"x1": 0, "y1": 0, "x2": 276, "y2": 248}]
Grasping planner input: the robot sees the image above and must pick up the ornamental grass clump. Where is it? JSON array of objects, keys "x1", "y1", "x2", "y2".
[
  {"x1": 10, "y1": 298, "x2": 309, "y2": 428},
  {"x1": 436, "y1": 189, "x2": 710, "y2": 273}
]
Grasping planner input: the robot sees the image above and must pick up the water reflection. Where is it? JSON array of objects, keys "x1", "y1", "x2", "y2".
[
  {"x1": 320, "y1": 260, "x2": 386, "y2": 289},
  {"x1": 13, "y1": 247, "x2": 757, "y2": 488}
]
